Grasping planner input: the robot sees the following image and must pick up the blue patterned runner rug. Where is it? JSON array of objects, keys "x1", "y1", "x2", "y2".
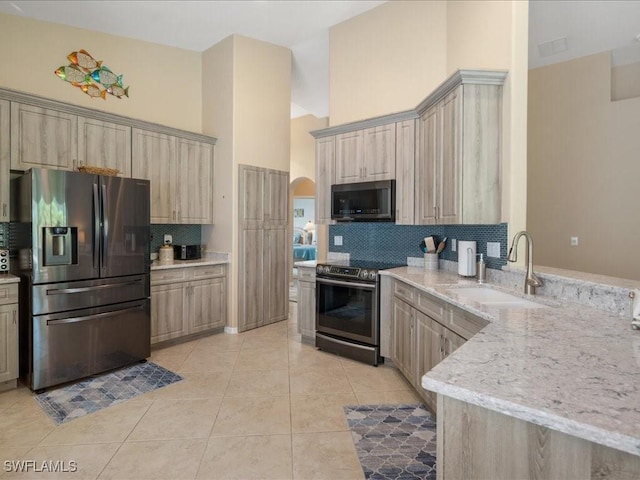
[
  {"x1": 35, "y1": 362, "x2": 183, "y2": 424},
  {"x1": 344, "y1": 403, "x2": 437, "y2": 480}
]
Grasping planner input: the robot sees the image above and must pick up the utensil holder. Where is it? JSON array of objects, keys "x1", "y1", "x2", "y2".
[{"x1": 424, "y1": 253, "x2": 439, "y2": 270}]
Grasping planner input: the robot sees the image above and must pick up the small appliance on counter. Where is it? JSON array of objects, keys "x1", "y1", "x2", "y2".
[
  {"x1": 458, "y1": 240, "x2": 477, "y2": 277},
  {"x1": 158, "y1": 244, "x2": 174, "y2": 264},
  {"x1": 173, "y1": 244, "x2": 201, "y2": 260}
]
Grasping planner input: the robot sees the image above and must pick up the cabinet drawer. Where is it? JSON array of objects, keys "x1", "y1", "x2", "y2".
[
  {"x1": 394, "y1": 281, "x2": 416, "y2": 303},
  {"x1": 415, "y1": 290, "x2": 445, "y2": 322},
  {"x1": 448, "y1": 305, "x2": 489, "y2": 340},
  {"x1": 0, "y1": 284, "x2": 18, "y2": 306},
  {"x1": 191, "y1": 265, "x2": 225, "y2": 280},
  {"x1": 151, "y1": 269, "x2": 187, "y2": 285},
  {"x1": 298, "y1": 267, "x2": 316, "y2": 283}
]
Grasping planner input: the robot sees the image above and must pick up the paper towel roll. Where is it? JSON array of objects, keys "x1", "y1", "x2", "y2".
[{"x1": 458, "y1": 241, "x2": 477, "y2": 277}]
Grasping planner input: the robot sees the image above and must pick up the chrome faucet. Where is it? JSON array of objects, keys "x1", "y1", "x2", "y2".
[{"x1": 507, "y1": 231, "x2": 543, "y2": 295}]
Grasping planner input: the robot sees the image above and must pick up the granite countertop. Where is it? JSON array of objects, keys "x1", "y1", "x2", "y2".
[
  {"x1": 151, "y1": 252, "x2": 230, "y2": 271},
  {"x1": 294, "y1": 260, "x2": 317, "y2": 268},
  {"x1": 380, "y1": 266, "x2": 640, "y2": 457},
  {"x1": 0, "y1": 273, "x2": 20, "y2": 284}
]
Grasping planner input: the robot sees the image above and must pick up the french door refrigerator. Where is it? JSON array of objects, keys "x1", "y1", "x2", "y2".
[{"x1": 11, "y1": 168, "x2": 151, "y2": 391}]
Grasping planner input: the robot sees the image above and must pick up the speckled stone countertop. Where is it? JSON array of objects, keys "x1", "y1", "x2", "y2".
[
  {"x1": 0, "y1": 274, "x2": 20, "y2": 284},
  {"x1": 151, "y1": 252, "x2": 230, "y2": 271},
  {"x1": 380, "y1": 266, "x2": 640, "y2": 457}
]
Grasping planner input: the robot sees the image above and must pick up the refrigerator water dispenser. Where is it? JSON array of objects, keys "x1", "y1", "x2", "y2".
[{"x1": 43, "y1": 227, "x2": 78, "y2": 266}]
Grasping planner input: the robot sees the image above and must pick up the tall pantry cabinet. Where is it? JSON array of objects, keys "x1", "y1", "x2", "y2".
[{"x1": 238, "y1": 164, "x2": 289, "y2": 332}]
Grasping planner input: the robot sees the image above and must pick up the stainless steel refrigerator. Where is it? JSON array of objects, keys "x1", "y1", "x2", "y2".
[{"x1": 11, "y1": 168, "x2": 151, "y2": 392}]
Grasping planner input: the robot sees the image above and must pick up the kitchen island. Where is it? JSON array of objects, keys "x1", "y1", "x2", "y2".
[{"x1": 380, "y1": 266, "x2": 640, "y2": 479}]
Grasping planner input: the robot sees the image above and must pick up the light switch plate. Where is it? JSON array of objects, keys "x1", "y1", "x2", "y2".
[
  {"x1": 487, "y1": 242, "x2": 501, "y2": 258},
  {"x1": 451, "y1": 239, "x2": 457, "y2": 252},
  {"x1": 334, "y1": 235, "x2": 343, "y2": 246}
]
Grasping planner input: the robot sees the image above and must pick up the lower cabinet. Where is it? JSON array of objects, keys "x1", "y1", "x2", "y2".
[
  {"x1": 296, "y1": 265, "x2": 316, "y2": 341},
  {"x1": 0, "y1": 283, "x2": 19, "y2": 390},
  {"x1": 390, "y1": 279, "x2": 486, "y2": 412},
  {"x1": 150, "y1": 265, "x2": 226, "y2": 345}
]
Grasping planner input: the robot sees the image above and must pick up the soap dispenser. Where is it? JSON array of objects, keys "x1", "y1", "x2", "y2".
[{"x1": 476, "y1": 253, "x2": 486, "y2": 284}]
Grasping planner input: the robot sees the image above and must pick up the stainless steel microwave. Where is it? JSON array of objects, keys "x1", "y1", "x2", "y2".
[{"x1": 331, "y1": 180, "x2": 395, "y2": 222}]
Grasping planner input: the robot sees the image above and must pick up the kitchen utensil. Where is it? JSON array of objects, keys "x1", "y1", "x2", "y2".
[
  {"x1": 424, "y1": 253, "x2": 439, "y2": 270},
  {"x1": 425, "y1": 236, "x2": 436, "y2": 253},
  {"x1": 436, "y1": 237, "x2": 447, "y2": 254},
  {"x1": 419, "y1": 240, "x2": 427, "y2": 253}
]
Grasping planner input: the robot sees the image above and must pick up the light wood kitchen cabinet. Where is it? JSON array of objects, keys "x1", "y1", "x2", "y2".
[
  {"x1": 176, "y1": 139, "x2": 214, "y2": 224},
  {"x1": 296, "y1": 265, "x2": 316, "y2": 341},
  {"x1": 0, "y1": 100, "x2": 9, "y2": 222},
  {"x1": 0, "y1": 283, "x2": 19, "y2": 391},
  {"x1": 315, "y1": 135, "x2": 335, "y2": 224},
  {"x1": 150, "y1": 265, "x2": 226, "y2": 344},
  {"x1": 335, "y1": 125, "x2": 395, "y2": 184},
  {"x1": 391, "y1": 296, "x2": 415, "y2": 381},
  {"x1": 395, "y1": 119, "x2": 415, "y2": 225},
  {"x1": 238, "y1": 165, "x2": 289, "y2": 332},
  {"x1": 132, "y1": 130, "x2": 215, "y2": 224},
  {"x1": 132, "y1": 129, "x2": 177, "y2": 223},
  {"x1": 10, "y1": 103, "x2": 77, "y2": 171},
  {"x1": 416, "y1": 80, "x2": 502, "y2": 225},
  {"x1": 77, "y1": 117, "x2": 132, "y2": 176}
]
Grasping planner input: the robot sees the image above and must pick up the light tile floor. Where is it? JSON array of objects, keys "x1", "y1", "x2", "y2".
[{"x1": 0, "y1": 302, "x2": 421, "y2": 480}]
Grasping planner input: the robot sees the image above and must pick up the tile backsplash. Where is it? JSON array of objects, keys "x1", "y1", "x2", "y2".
[
  {"x1": 328, "y1": 222, "x2": 508, "y2": 270},
  {"x1": 150, "y1": 224, "x2": 201, "y2": 253}
]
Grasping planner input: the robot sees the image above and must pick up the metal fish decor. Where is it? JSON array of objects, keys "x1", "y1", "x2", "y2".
[{"x1": 55, "y1": 49, "x2": 129, "y2": 100}]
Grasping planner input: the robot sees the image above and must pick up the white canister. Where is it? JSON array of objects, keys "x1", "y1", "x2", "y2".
[
  {"x1": 457, "y1": 241, "x2": 477, "y2": 277},
  {"x1": 158, "y1": 244, "x2": 174, "y2": 264},
  {"x1": 424, "y1": 253, "x2": 439, "y2": 271}
]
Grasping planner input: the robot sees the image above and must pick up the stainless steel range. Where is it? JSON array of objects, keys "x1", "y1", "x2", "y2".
[{"x1": 315, "y1": 260, "x2": 404, "y2": 366}]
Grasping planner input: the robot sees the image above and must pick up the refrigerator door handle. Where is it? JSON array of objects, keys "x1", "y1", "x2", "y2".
[
  {"x1": 93, "y1": 182, "x2": 100, "y2": 269},
  {"x1": 46, "y1": 305, "x2": 145, "y2": 326},
  {"x1": 101, "y1": 183, "x2": 108, "y2": 269}
]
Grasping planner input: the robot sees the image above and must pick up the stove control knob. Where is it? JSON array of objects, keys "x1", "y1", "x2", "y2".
[
  {"x1": 316, "y1": 266, "x2": 322, "y2": 274},
  {"x1": 360, "y1": 269, "x2": 369, "y2": 279},
  {"x1": 369, "y1": 271, "x2": 377, "y2": 280}
]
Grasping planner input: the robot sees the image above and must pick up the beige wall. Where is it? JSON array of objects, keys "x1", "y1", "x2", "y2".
[
  {"x1": 329, "y1": 1, "x2": 447, "y2": 125},
  {"x1": 0, "y1": 14, "x2": 202, "y2": 132},
  {"x1": 528, "y1": 51, "x2": 640, "y2": 280},
  {"x1": 202, "y1": 35, "x2": 292, "y2": 329},
  {"x1": 612, "y1": 61, "x2": 640, "y2": 101},
  {"x1": 290, "y1": 114, "x2": 327, "y2": 182}
]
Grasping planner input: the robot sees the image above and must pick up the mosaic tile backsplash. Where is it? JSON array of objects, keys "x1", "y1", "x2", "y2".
[
  {"x1": 150, "y1": 224, "x2": 202, "y2": 253},
  {"x1": 329, "y1": 223, "x2": 508, "y2": 270}
]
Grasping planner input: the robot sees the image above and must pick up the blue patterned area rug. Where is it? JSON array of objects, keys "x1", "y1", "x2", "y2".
[
  {"x1": 344, "y1": 403, "x2": 437, "y2": 480},
  {"x1": 35, "y1": 362, "x2": 183, "y2": 424}
]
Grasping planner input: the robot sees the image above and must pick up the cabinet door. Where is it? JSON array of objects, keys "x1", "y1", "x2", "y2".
[
  {"x1": 238, "y1": 228, "x2": 264, "y2": 332},
  {"x1": 334, "y1": 130, "x2": 363, "y2": 184},
  {"x1": 395, "y1": 120, "x2": 415, "y2": 225},
  {"x1": 0, "y1": 303, "x2": 18, "y2": 384},
  {"x1": 264, "y1": 227, "x2": 288, "y2": 325},
  {"x1": 11, "y1": 103, "x2": 77, "y2": 171},
  {"x1": 189, "y1": 278, "x2": 225, "y2": 333},
  {"x1": 78, "y1": 117, "x2": 132, "y2": 176},
  {"x1": 150, "y1": 283, "x2": 187, "y2": 344},
  {"x1": 363, "y1": 125, "x2": 395, "y2": 181},
  {"x1": 444, "y1": 327, "x2": 465, "y2": 358},
  {"x1": 416, "y1": 106, "x2": 438, "y2": 224},
  {"x1": 391, "y1": 297, "x2": 415, "y2": 382},
  {"x1": 0, "y1": 100, "x2": 9, "y2": 222},
  {"x1": 438, "y1": 87, "x2": 462, "y2": 224},
  {"x1": 315, "y1": 136, "x2": 335, "y2": 224},
  {"x1": 239, "y1": 165, "x2": 265, "y2": 228},
  {"x1": 177, "y1": 139, "x2": 214, "y2": 224},
  {"x1": 415, "y1": 311, "x2": 445, "y2": 409},
  {"x1": 265, "y1": 169, "x2": 289, "y2": 226},
  {"x1": 131, "y1": 129, "x2": 177, "y2": 223},
  {"x1": 297, "y1": 280, "x2": 316, "y2": 339}
]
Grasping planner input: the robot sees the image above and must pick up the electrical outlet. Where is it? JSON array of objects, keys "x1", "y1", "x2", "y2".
[
  {"x1": 451, "y1": 239, "x2": 457, "y2": 252},
  {"x1": 570, "y1": 236, "x2": 579, "y2": 246},
  {"x1": 487, "y1": 242, "x2": 501, "y2": 258},
  {"x1": 334, "y1": 235, "x2": 343, "y2": 246},
  {"x1": 164, "y1": 234, "x2": 172, "y2": 245}
]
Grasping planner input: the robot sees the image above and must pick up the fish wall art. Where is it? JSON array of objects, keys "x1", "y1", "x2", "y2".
[{"x1": 55, "y1": 49, "x2": 129, "y2": 100}]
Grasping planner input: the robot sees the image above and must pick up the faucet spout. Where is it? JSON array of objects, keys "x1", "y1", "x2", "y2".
[{"x1": 507, "y1": 231, "x2": 543, "y2": 295}]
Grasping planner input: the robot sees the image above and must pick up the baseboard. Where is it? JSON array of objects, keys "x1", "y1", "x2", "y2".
[{"x1": 224, "y1": 326, "x2": 239, "y2": 334}]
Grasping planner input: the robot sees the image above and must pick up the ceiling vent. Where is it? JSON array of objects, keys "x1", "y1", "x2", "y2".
[{"x1": 538, "y1": 37, "x2": 568, "y2": 58}]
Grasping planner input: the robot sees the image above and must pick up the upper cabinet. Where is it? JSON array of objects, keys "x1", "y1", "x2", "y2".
[
  {"x1": 177, "y1": 139, "x2": 214, "y2": 224},
  {"x1": 77, "y1": 117, "x2": 132, "y2": 176},
  {"x1": 334, "y1": 125, "x2": 395, "y2": 184},
  {"x1": 395, "y1": 119, "x2": 416, "y2": 225},
  {"x1": 315, "y1": 135, "x2": 335, "y2": 224},
  {"x1": 0, "y1": 100, "x2": 10, "y2": 222},
  {"x1": 10, "y1": 103, "x2": 77, "y2": 171}
]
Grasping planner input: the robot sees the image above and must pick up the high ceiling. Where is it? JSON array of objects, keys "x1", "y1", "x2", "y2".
[{"x1": 1, "y1": 1, "x2": 638, "y2": 118}]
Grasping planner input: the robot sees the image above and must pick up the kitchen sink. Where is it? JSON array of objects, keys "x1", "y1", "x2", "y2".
[{"x1": 446, "y1": 286, "x2": 547, "y2": 309}]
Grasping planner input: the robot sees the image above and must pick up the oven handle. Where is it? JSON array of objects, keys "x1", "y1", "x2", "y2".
[{"x1": 316, "y1": 277, "x2": 376, "y2": 290}]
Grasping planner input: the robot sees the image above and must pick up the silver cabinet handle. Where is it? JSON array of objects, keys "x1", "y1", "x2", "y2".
[
  {"x1": 2, "y1": 203, "x2": 6, "y2": 217},
  {"x1": 13, "y1": 310, "x2": 16, "y2": 324}
]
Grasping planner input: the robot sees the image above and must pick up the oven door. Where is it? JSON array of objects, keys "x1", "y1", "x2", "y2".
[{"x1": 316, "y1": 277, "x2": 378, "y2": 345}]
